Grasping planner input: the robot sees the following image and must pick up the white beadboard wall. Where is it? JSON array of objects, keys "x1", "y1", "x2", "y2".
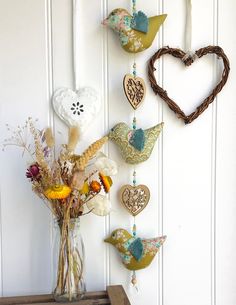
[{"x1": 0, "y1": 0, "x2": 236, "y2": 305}]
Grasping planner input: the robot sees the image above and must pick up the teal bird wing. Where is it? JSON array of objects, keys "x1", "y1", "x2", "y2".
[
  {"x1": 128, "y1": 237, "x2": 144, "y2": 261},
  {"x1": 129, "y1": 123, "x2": 163, "y2": 152},
  {"x1": 122, "y1": 237, "x2": 144, "y2": 261},
  {"x1": 129, "y1": 128, "x2": 145, "y2": 151},
  {"x1": 131, "y1": 11, "x2": 149, "y2": 33}
]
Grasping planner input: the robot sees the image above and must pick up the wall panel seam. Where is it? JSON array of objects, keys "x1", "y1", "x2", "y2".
[
  {"x1": 102, "y1": 0, "x2": 110, "y2": 289},
  {"x1": 157, "y1": 0, "x2": 164, "y2": 304},
  {"x1": 45, "y1": 0, "x2": 55, "y2": 127},
  {"x1": 211, "y1": 0, "x2": 219, "y2": 303},
  {"x1": 45, "y1": 0, "x2": 55, "y2": 291}
]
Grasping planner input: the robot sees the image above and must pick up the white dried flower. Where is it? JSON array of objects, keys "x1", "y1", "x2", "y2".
[
  {"x1": 95, "y1": 154, "x2": 118, "y2": 176},
  {"x1": 86, "y1": 194, "x2": 111, "y2": 216}
]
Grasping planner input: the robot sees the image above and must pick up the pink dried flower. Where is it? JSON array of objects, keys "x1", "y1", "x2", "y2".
[{"x1": 26, "y1": 163, "x2": 40, "y2": 180}]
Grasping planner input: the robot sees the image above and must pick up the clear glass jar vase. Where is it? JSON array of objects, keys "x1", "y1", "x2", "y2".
[{"x1": 53, "y1": 218, "x2": 86, "y2": 302}]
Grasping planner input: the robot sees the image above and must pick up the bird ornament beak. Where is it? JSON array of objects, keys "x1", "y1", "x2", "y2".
[{"x1": 104, "y1": 236, "x2": 112, "y2": 243}]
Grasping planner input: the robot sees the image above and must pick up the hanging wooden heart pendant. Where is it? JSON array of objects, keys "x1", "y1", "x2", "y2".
[
  {"x1": 148, "y1": 46, "x2": 230, "y2": 124},
  {"x1": 119, "y1": 184, "x2": 150, "y2": 216},
  {"x1": 123, "y1": 74, "x2": 146, "y2": 110}
]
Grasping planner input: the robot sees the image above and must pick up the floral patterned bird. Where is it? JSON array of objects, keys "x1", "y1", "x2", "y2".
[
  {"x1": 102, "y1": 8, "x2": 167, "y2": 53},
  {"x1": 109, "y1": 122, "x2": 164, "y2": 164},
  {"x1": 105, "y1": 228, "x2": 166, "y2": 271}
]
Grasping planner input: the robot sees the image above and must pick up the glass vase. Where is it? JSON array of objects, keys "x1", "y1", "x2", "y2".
[{"x1": 53, "y1": 218, "x2": 86, "y2": 302}]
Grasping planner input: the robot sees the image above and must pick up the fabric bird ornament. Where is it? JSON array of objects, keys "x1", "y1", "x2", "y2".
[
  {"x1": 109, "y1": 122, "x2": 164, "y2": 164},
  {"x1": 102, "y1": 8, "x2": 167, "y2": 53},
  {"x1": 105, "y1": 228, "x2": 166, "y2": 271}
]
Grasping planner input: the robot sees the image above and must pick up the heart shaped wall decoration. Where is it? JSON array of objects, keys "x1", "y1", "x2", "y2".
[
  {"x1": 148, "y1": 46, "x2": 230, "y2": 124},
  {"x1": 119, "y1": 184, "x2": 150, "y2": 216},
  {"x1": 52, "y1": 87, "x2": 101, "y2": 133},
  {"x1": 123, "y1": 74, "x2": 146, "y2": 110}
]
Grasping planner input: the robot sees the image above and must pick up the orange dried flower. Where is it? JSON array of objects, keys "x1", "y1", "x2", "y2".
[
  {"x1": 99, "y1": 173, "x2": 113, "y2": 193},
  {"x1": 90, "y1": 180, "x2": 101, "y2": 193}
]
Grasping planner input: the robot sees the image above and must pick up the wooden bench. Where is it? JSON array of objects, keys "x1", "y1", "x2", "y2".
[{"x1": 0, "y1": 285, "x2": 131, "y2": 305}]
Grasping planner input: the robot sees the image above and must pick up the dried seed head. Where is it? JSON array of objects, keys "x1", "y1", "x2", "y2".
[
  {"x1": 44, "y1": 128, "x2": 55, "y2": 148},
  {"x1": 67, "y1": 126, "x2": 80, "y2": 152}
]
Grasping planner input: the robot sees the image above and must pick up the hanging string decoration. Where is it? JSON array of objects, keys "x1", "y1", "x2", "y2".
[
  {"x1": 104, "y1": 0, "x2": 166, "y2": 289},
  {"x1": 147, "y1": 0, "x2": 230, "y2": 124},
  {"x1": 52, "y1": 0, "x2": 101, "y2": 133}
]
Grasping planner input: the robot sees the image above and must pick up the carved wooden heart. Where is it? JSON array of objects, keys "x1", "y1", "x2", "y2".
[
  {"x1": 119, "y1": 184, "x2": 150, "y2": 216},
  {"x1": 123, "y1": 74, "x2": 146, "y2": 110},
  {"x1": 148, "y1": 46, "x2": 230, "y2": 124}
]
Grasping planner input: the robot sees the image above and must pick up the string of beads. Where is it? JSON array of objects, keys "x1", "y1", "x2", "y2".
[{"x1": 132, "y1": 0, "x2": 136, "y2": 14}]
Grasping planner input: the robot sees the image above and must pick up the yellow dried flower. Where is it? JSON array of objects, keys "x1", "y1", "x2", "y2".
[
  {"x1": 44, "y1": 128, "x2": 55, "y2": 148},
  {"x1": 80, "y1": 182, "x2": 89, "y2": 195},
  {"x1": 67, "y1": 126, "x2": 80, "y2": 152},
  {"x1": 44, "y1": 185, "x2": 71, "y2": 199}
]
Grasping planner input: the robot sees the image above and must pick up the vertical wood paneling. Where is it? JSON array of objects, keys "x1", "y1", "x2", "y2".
[
  {"x1": 76, "y1": 0, "x2": 108, "y2": 291},
  {"x1": 107, "y1": 0, "x2": 163, "y2": 304},
  {"x1": 52, "y1": 0, "x2": 108, "y2": 291},
  {"x1": 0, "y1": 0, "x2": 52, "y2": 296},
  {"x1": 211, "y1": 1, "x2": 218, "y2": 304},
  {"x1": 157, "y1": 0, "x2": 164, "y2": 304},
  {"x1": 162, "y1": 1, "x2": 214, "y2": 304},
  {"x1": 45, "y1": 0, "x2": 54, "y2": 290},
  {"x1": 51, "y1": 2, "x2": 74, "y2": 293},
  {"x1": 216, "y1": 0, "x2": 236, "y2": 304},
  {"x1": 107, "y1": 0, "x2": 132, "y2": 295},
  {"x1": 51, "y1": 0, "x2": 73, "y2": 148},
  {"x1": 50, "y1": 0, "x2": 75, "y2": 286},
  {"x1": 101, "y1": 0, "x2": 111, "y2": 289},
  {"x1": 0, "y1": 0, "x2": 236, "y2": 304},
  {"x1": 45, "y1": 0, "x2": 54, "y2": 127},
  {"x1": 132, "y1": 0, "x2": 162, "y2": 303}
]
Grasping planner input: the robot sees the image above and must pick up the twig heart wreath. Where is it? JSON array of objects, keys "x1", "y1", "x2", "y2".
[{"x1": 148, "y1": 46, "x2": 230, "y2": 124}]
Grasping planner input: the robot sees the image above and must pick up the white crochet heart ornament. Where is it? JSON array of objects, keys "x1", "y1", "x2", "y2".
[{"x1": 52, "y1": 87, "x2": 101, "y2": 133}]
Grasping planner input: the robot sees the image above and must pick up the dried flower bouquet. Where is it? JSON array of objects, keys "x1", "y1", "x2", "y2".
[{"x1": 3, "y1": 118, "x2": 117, "y2": 301}]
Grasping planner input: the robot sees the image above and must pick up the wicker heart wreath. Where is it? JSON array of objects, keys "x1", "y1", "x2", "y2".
[{"x1": 148, "y1": 46, "x2": 230, "y2": 124}]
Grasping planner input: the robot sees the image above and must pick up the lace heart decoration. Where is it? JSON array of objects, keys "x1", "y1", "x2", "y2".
[{"x1": 52, "y1": 87, "x2": 101, "y2": 133}]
